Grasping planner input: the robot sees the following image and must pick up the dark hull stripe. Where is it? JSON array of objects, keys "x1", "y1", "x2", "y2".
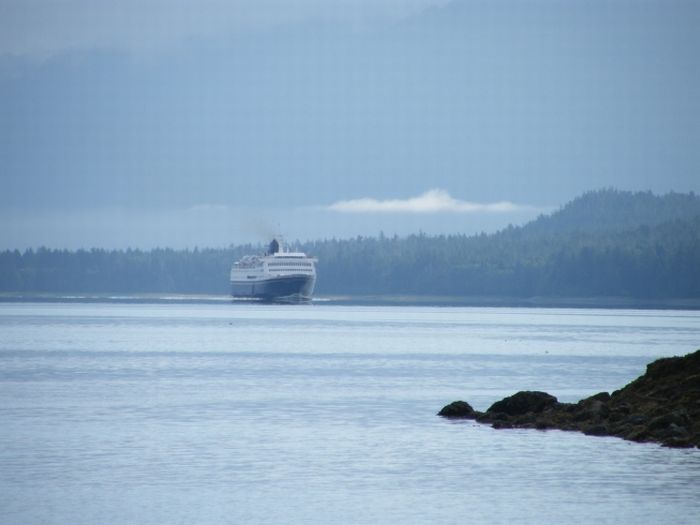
[{"x1": 231, "y1": 274, "x2": 315, "y2": 300}]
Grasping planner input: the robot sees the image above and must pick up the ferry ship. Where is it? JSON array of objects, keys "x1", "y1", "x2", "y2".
[{"x1": 230, "y1": 239, "x2": 317, "y2": 301}]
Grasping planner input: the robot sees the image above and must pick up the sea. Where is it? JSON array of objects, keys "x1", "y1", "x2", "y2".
[{"x1": 1, "y1": 301, "x2": 699, "y2": 525}]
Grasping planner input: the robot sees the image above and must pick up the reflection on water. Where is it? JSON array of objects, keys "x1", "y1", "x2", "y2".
[{"x1": 1, "y1": 303, "x2": 699, "y2": 524}]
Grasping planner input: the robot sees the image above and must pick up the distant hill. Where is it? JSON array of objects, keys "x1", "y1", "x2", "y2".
[
  {"x1": 524, "y1": 189, "x2": 700, "y2": 235},
  {"x1": 1, "y1": 189, "x2": 699, "y2": 303},
  {"x1": 303, "y1": 189, "x2": 700, "y2": 299}
]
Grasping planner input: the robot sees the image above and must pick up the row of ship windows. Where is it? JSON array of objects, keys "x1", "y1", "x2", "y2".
[
  {"x1": 247, "y1": 270, "x2": 312, "y2": 278},
  {"x1": 238, "y1": 267, "x2": 312, "y2": 274},
  {"x1": 267, "y1": 262, "x2": 313, "y2": 267}
]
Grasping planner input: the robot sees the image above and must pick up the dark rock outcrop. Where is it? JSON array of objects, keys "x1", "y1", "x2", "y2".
[
  {"x1": 485, "y1": 391, "x2": 558, "y2": 416},
  {"x1": 438, "y1": 400, "x2": 477, "y2": 419},
  {"x1": 438, "y1": 349, "x2": 700, "y2": 448}
]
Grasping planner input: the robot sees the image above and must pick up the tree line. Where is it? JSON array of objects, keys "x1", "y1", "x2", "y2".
[{"x1": 1, "y1": 189, "x2": 699, "y2": 299}]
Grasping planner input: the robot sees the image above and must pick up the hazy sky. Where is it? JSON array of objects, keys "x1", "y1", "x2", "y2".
[{"x1": 1, "y1": 0, "x2": 698, "y2": 248}]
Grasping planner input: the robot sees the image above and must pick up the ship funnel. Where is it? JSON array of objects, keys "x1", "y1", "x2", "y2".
[{"x1": 269, "y1": 239, "x2": 280, "y2": 254}]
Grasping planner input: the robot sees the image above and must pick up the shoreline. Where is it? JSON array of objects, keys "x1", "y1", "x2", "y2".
[{"x1": 1, "y1": 292, "x2": 700, "y2": 310}]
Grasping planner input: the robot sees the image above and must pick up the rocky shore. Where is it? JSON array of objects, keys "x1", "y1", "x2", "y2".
[{"x1": 438, "y1": 349, "x2": 700, "y2": 448}]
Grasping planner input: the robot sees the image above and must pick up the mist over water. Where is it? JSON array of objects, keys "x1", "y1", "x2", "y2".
[{"x1": 1, "y1": 303, "x2": 699, "y2": 524}]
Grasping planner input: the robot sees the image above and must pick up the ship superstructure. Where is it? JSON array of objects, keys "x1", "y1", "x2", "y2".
[{"x1": 230, "y1": 239, "x2": 317, "y2": 301}]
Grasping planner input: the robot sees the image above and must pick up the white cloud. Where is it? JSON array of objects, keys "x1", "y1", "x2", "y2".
[
  {"x1": 0, "y1": 0, "x2": 450, "y2": 59},
  {"x1": 327, "y1": 189, "x2": 536, "y2": 214}
]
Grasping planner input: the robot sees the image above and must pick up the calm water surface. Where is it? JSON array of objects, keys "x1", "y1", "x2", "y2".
[{"x1": 1, "y1": 303, "x2": 700, "y2": 524}]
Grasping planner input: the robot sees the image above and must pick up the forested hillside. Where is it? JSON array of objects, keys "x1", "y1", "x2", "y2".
[
  {"x1": 524, "y1": 189, "x2": 700, "y2": 234},
  {"x1": 2, "y1": 189, "x2": 699, "y2": 299}
]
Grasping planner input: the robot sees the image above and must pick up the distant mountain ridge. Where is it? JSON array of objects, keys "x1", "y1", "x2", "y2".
[
  {"x1": 524, "y1": 189, "x2": 700, "y2": 235},
  {"x1": 301, "y1": 188, "x2": 700, "y2": 299},
  {"x1": 1, "y1": 189, "x2": 699, "y2": 302}
]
